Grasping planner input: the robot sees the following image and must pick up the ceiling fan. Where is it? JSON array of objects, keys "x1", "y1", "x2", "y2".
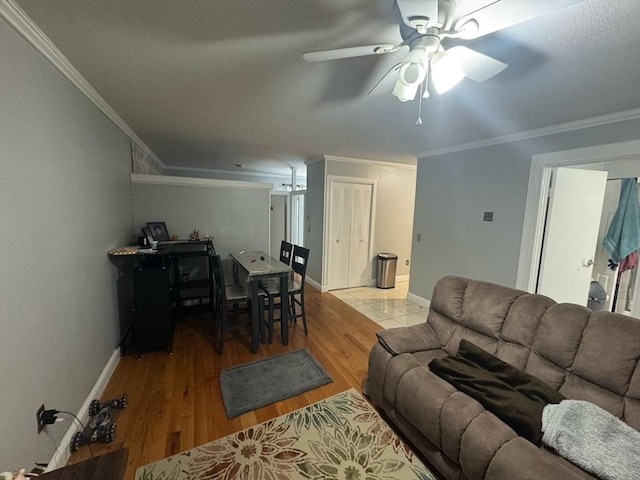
[{"x1": 303, "y1": 0, "x2": 584, "y2": 104}]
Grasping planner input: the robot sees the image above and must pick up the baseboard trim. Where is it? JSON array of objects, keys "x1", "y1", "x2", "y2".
[
  {"x1": 46, "y1": 347, "x2": 121, "y2": 471},
  {"x1": 306, "y1": 276, "x2": 329, "y2": 293},
  {"x1": 407, "y1": 292, "x2": 431, "y2": 309}
]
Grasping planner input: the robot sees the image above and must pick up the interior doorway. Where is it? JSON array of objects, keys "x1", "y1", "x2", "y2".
[
  {"x1": 590, "y1": 178, "x2": 640, "y2": 314},
  {"x1": 325, "y1": 176, "x2": 375, "y2": 290},
  {"x1": 517, "y1": 140, "x2": 640, "y2": 316},
  {"x1": 270, "y1": 194, "x2": 287, "y2": 257}
]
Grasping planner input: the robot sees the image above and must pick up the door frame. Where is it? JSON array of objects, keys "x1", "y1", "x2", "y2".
[
  {"x1": 323, "y1": 175, "x2": 378, "y2": 290},
  {"x1": 269, "y1": 192, "x2": 288, "y2": 256},
  {"x1": 516, "y1": 140, "x2": 640, "y2": 294}
]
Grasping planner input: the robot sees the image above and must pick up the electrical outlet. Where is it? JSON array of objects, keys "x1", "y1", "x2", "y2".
[
  {"x1": 36, "y1": 404, "x2": 45, "y2": 434},
  {"x1": 405, "y1": 259, "x2": 410, "y2": 266}
]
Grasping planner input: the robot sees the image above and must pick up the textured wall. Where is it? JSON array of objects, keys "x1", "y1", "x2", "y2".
[
  {"x1": 411, "y1": 119, "x2": 640, "y2": 302},
  {"x1": 0, "y1": 19, "x2": 133, "y2": 468}
]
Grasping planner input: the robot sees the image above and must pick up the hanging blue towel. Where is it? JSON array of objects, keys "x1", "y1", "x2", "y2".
[{"x1": 603, "y1": 178, "x2": 640, "y2": 264}]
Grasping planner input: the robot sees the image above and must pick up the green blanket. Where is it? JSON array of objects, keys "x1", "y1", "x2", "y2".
[{"x1": 428, "y1": 340, "x2": 564, "y2": 445}]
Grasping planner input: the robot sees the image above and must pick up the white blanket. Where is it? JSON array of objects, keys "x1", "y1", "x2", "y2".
[{"x1": 542, "y1": 400, "x2": 640, "y2": 480}]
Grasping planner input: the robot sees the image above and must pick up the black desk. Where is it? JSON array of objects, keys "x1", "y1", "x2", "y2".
[
  {"x1": 109, "y1": 241, "x2": 215, "y2": 357},
  {"x1": 39, "y1": 448, "x2": 127, "y2": 480}
]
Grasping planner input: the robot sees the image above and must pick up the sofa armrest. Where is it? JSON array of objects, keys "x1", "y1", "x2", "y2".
[{"x1": 376, "y1": 322, "x2": 440, "y2": 355}]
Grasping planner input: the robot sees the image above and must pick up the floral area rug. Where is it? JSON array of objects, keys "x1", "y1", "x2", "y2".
[{"x1": 135, "y1": 388, "x2": 437, "y2": 480}]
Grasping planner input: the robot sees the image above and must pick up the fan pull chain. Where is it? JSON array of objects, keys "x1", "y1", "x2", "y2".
[{"x1": 416, "y1": 80, "x2": 424, "y2": 126}]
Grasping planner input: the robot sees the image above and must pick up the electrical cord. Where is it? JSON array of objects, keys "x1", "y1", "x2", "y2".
[{"x1": 56, "y1": 410, "x2": 95, "y2": 458}]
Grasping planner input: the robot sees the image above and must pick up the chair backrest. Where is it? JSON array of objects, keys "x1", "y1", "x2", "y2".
[
  {"x1": 279, "y1": 240, "x2": 294, "y2": 265},
  {"x1": 210, "y1": 254, "x2": 226, "y2": 303},
  {"x1": 291, "y1": 245, "x2": 310, "y2": 280}
]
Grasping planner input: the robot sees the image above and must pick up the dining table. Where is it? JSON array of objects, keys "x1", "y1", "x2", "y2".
[{"x1": 229, "y1": 250, "x2": 292, "y2": 353}]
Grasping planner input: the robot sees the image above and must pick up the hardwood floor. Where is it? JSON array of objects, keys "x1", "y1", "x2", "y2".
[{"x1": 68, "y1": 286, "x2": 383, "y2": 480}]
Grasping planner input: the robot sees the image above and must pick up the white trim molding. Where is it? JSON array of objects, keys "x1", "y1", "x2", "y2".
[
  {"x1": 418, "y1": 109, "x2": 640, "y2": 159},
  {"x1": 516, "y1": 140, "x2": 640, "y2": 293},
  {"x1": 407, "y1": 292, "x2": 431, "y2": 309},
  {"x1": 46, "y1": 348, "x2": 121, "y2": 471},
  {"x1": 305, "y1": 276, "x2": 327, "y2": 293},
  {"x1": 0, "y1": 0, "x2": 164, "y2": 169},
  {"x1": 163, "y1": 165, "x2": 307, "y2": 182},
  {"x1": 324, "y1": 155, "x2": 417, "y2": 170},
  {"x1": 131, "y1": 174, "x2": 273, "y2": 190}
]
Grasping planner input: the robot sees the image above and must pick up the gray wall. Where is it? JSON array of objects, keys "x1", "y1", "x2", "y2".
[
  {"x1": 0, "y1": 20, "x2": 134, "y2": 468},
  {"x1": 326, "y1": 159, "x2": 416, "y2": 279},
  {"x1": 132, "y1": 181, "x2": 270, "y2": 260},
  {"x1": 305, "y1": 161, "x2": 325, "y2": 284},
  {"x1": 411, "y1": 118, "x2": 640, "y2": 301}
]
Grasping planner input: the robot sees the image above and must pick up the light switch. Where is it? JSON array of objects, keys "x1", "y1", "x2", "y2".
[{"x1": 417, "y1": 233, "x2": 421, "y2": 242}]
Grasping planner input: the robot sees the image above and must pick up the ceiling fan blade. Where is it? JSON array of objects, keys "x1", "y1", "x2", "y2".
[
  {"x1": 396, "y1": 0, "x2": 438, "y2": 29},
  {"x1": 303, "y1": 44, "x2": 395, "y2": 63},
  {"x1": 368, "y1": 63, "x2": 403, "y2": 96},
  {"x1": 447, "y1": 46, "x2": 507, "y2": 82},
  {"x1": 455, "y1": 0, "x2": 585, "y2": 39}
]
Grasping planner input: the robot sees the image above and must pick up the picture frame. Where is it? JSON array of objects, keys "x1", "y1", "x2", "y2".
[
  {"x1": 147, "y1": 222, "x2": 170, "y2": 241},
  {"x1": 142, "y1": 227, "x2": 154, "y2": 244}
]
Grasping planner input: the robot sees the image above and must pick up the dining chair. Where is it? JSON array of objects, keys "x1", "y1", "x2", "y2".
[
  {"x1": 260, "y1": 245, "x2": 310, "y2": 343},
  {"x1": 210, "y1": 254, "x2": 260, "y2": 354},
  {"x1": 288, "y1": 245, "x2": 310, "y2": 333},
  {"x1": 279, "y1": 240, "x2": 294, "y2": 265}
]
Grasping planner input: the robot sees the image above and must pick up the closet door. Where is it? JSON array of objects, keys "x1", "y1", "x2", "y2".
[
  {"x1": 347, "y1": 183, "x2": 372, "y2": 287},
  {"x1": 328, "y1": 182, "x2": 351, "y2": 289},
  {"x1": 328, "y1": 180, "x2": 373, "y2": 290}
]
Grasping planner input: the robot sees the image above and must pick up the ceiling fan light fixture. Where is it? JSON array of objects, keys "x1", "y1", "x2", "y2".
[
  {"x1": 431, "y1": 51, "x2": 465, "y2": 94},
  {"x1": 392, "y1": 61, "x2": 427, "y2": 102}
]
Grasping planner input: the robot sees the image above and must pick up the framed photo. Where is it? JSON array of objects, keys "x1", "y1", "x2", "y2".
[
  {"x1": 147, "y1": 222, "x2": 170, "y2": 241},
  {"x1": 142, "y1": 227, "x2": 154, "y2": 244}
]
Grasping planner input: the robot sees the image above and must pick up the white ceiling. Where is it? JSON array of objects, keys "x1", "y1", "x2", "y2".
[{"x1": 13, "y1": 0, "x2": 640, "y2": 177}]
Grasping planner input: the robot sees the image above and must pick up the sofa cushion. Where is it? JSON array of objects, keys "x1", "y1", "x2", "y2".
[
  {"x1": 570, "y1": 313, "x2": 640, "y2": 396},
  {"x1": 376, "y1": 322, "x2": 440, "y2": 356}
]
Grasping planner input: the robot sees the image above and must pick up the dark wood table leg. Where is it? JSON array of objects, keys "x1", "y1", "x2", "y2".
[
  {"x1": 279, "y1": 271, "x2": 289, "y2": 346},
  {"x1": 250, "y1": 277, "x2": 260, "y2": 353}
]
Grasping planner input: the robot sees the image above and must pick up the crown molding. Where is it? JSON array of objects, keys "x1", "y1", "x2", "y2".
[
  {"x1": 418, "y1": 108, "x2": 640, "y2": 159},
  {"x1": 131, "y1": 174, "x2": 273, "y2": 190},
  {"x1": 0, "y1": 0, "x2": 164, "y2": 169},
  {"x1": 319, "y1": 155, "x2": 417, "y2": 169}
]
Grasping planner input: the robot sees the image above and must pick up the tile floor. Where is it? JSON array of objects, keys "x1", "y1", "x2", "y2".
[{"x1": 329, "y1": 280, "x2": 428, "y2": 329}]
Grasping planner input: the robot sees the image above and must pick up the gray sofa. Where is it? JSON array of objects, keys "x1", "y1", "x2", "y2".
[{"x1": 368, "y1": 276, "x2": 640, "y2": 480}]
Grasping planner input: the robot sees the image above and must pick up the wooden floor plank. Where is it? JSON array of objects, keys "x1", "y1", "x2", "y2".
[{"x1": 66, "y1": 286, "x2": 382, "y2": 480}]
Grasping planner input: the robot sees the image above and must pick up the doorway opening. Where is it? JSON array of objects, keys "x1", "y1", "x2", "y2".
[
  {"x1": 517, "y1": 140, "x2": 640, "y2": 316},
  {"x1": 324, "y1": 176, "x2": 376, "y2": 291}
]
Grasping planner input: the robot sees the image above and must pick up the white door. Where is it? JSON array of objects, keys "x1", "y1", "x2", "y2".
[
  {"x1": 348, "y1": 184, "x2": 372, "y2": 287},
  {"x1": 327, "y1": 181, "x2": 373, "y2": 289},
  {"x1": 537, "y1": 167, "x2": 608, "y2": 305},
  {"x1": 328, "y1": 183, "x2": 351, "y2": 289}
]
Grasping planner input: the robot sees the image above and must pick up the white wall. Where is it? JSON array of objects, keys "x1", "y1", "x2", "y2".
[
  {"x1": 0, "y1": 19, "x2": 134, "y2": 468},
  {"x1": 411, "y1": 118, "x2": 640, "y2": 301},
  {"x1": 132, "y1": 176, "x2": 271, "y2": 260}
]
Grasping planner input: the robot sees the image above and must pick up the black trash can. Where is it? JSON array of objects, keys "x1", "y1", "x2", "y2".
[{"x1": 376, "y1": 253, "x2": 397, "y2": 289}]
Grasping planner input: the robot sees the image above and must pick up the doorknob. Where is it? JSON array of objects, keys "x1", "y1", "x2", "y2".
[{"x1": 582, "y1": 259, "x2": 596, "y2": 267}]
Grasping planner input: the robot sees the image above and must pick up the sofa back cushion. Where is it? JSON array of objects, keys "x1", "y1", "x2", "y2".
[{"x1": 427, "y1": 276, "x2": 640, "y2": 430}]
